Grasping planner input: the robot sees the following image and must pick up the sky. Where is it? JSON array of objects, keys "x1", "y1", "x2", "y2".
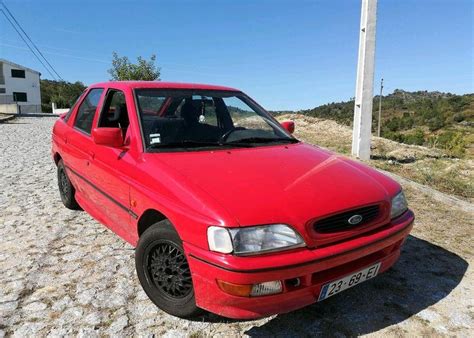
[{"x1": 1, "y1": 0, "x2": 473, "y2": 110}]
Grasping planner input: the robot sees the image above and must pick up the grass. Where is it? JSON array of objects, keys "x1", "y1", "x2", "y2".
[{"x1": 371, "y1": 159, "x2": 473, "y2": 200}]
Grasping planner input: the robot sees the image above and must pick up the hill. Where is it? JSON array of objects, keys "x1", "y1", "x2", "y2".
[{"x1": 275, "y1": 90, "x2": 474, "y2": 158}]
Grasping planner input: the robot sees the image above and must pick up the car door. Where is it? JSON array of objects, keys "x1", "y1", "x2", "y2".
[
  {"x1": 86, "y1": 88, "x2": 135, "y2": 239},
  {"x1": 66, "y1": 88, "x2": 104, "y2": 203}
]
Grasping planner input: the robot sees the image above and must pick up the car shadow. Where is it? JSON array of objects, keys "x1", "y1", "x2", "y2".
[{"x1": 202, "y1": 235, "x2": 468, "y2": 335}]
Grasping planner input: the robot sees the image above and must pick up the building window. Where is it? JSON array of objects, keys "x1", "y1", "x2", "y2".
[
  {"x1": 11, "y1": 69, "x2": 26, "y2": 78},
  {"x1": 13, "y1": 92, "x2": 28, "y2": 102},
  {"x1": 0, "y1": 88, "x2": 5, "y2": 94}
]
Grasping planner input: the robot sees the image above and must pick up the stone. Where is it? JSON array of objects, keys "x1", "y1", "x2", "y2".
[
  {"x1": 51, "y1": 296, "x2": 73, "y2": 312},
  {"x1": 107, "y1": 315, "x2": 128, "y2": 334},
  {"x1": 83, "y1": 312, "x2": 102, "y2": 326},
  {"x1": 23, "y1": 302, "x2": 48, "y2": 312},
  {"x1": 162, "y1": 329, "x2": 187, "y2": 338}
]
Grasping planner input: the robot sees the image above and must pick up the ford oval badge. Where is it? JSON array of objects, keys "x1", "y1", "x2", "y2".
[{"x1": 348, "y1": 214, "x2": 363, "y2": 225}]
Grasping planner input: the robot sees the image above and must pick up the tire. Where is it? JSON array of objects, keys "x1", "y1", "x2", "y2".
[
  {"x1": 135, "y1": 220, "x2": 202, "y2": 318},
  {"x1": 57, "y1": 159, "x2": 81, "y2": 210}
]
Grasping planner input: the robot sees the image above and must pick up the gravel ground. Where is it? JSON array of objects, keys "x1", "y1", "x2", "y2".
[{"x1": 0, "y1": 117, "x2": 472, "y2": 337}]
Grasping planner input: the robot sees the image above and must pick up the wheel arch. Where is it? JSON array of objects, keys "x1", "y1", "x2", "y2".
[
  {"x1": 137, "y1": 208, "x2": 170, "y2": 237},
  {"x1": 53, "y1": 152, "x2": 62, "y2": 166}
]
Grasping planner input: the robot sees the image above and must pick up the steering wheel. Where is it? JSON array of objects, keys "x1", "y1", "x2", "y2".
[{"x1": 219, "y1": 127, "x2": 246, "y2": 143}]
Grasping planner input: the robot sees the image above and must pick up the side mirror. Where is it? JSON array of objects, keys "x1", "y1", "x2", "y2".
[
  {"x1": 92, "y1": 128, "x2": 123, "y2": 148},
  {"x1": 280, "y1": 120, "x2": 295, "y2": 134}
]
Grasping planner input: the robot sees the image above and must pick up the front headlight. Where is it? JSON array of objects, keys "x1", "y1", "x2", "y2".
[
  {"x1": 390, "y1": 190, "x2": 408, "y2": 219},
  {"x1": 207, "y1": 224, "x2": 305, "y2": 255}
]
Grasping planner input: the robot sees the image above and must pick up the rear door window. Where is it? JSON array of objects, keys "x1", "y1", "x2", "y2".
[{"x1": 74, "y1": 88, "x2": 104, "y2": 134}]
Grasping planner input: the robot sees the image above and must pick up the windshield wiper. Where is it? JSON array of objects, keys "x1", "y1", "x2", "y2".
[
  {"x1": 149, "y1": 140, "x2": 253, "y2": 149},
  {"x1": 224, "y1": 137, "x2": 299, "y2": 145},
  {"x1": 149, "y1": 140, "x2": 220, "y2": 148}
]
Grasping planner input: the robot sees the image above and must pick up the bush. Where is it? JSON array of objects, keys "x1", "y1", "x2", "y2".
[
  {"x1": 453, "y1": 113, "x2": 465, "y2": 123},
  {"x1": 427, "y1": 116, "x2": 445, "y2": 131},
  {"x1": 402, "y1": 129, "x2": 425, "y2": 145},
  {"x1": 385, "y1": 118, "x2": 401, "y2": 132},
  {"x1": 432, "y1": 131, "x2": 466, "y2": 158},
  {"x1": 401, "y1": 115, "x2": 415, "y2": 129},
  {"x1": 382, "y1": 131, "x2": 404, "y2": 142}
]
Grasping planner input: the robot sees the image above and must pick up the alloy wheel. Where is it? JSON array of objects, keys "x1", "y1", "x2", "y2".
[{"x1": 146, "y1": 241, "x2": 193, "y2": 299}]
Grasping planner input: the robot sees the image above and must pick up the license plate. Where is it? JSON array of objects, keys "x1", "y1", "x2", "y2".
[{"x1": 318, "y1": 262, "x2": 381, "y2": 301}]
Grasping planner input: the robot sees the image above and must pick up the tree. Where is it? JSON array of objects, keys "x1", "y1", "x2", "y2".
[
  {"x1": 40, "y1": 80, "x2": 86, "y2": 112},
  {"x1": 108, "y1": 52, "x2": 161, "y2": 81}
]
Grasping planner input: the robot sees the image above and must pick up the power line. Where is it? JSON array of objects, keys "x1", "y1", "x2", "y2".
[
  {"x1": 0, "y1": 9, "x2": 58, "y2": 80},
  {"x1": 2, "y1": 2, "x2": 63, "y2": 80},
  {"x1": 1, "y1": 1, "x2": 63, "y2": 80}
]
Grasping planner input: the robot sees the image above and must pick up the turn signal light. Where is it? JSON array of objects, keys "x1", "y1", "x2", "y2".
[
  {"x1": 217, "y1": 280, "x2": 253, "y2": 297},
  {"x1": 217, "y1": 280, "x2": 283, "y2": 297}
]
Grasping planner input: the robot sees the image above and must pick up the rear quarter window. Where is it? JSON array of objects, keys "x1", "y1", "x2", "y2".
[{"x1": 64, "y1": 90, "x2": 86, "y2": 122}]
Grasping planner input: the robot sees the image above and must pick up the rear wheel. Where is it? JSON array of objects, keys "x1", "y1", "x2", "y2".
[
  {"x1": 57, "y1": 160, "x2": 81, "y2": 210},
  {"x1": 135, "y1": 220, "x2": 202, "y2": 318}
]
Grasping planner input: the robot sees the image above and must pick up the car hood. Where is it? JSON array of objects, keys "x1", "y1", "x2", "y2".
[{"x1": 151, "y1": 143, "x2": 400, "y2": 234}]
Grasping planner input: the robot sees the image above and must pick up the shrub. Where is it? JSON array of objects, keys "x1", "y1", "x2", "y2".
[
  {"x1": 402, "y1": 129, "x2": 425, "y2": 145},
  {"x1": 385, "y1": 118, "x2": 401, "y2": 132},
  {"x1": 427, "y1": 116, "x2": 445, "y2": 131},
  {"x1": 434, "y1": 131, "x2": 466, "y2": 158},
  {"x1": 383, "y1": 131, "x2": 404, "y2": 142},
  {"x1": 401, "y1": 115, "x2": 415, "y2": 129},
  {"x1": 453, "y1": 113, "x2": 465, "y2": 123}
]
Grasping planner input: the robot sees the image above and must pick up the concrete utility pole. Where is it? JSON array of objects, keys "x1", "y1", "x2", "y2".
[
  {"x1": 351, "y1": 0, "x2": 378, "y2": 160},
  {"x1": 377, "y1": 78, "x2": 383, "y2": 137}
]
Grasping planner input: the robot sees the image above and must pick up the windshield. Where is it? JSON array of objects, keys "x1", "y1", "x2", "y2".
[{"x1": 134, "y1": 89, "x2": 296, "y2": 151}]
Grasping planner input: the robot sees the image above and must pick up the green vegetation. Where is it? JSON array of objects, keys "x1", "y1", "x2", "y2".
[
  {"x1": 375, "y1": 159, "x2": 473, "y2": 200},
  {"x1": 40, "y1": 79, "x2": 86, "y2": 113},
  {"x1": 428, "y1": 131, "x2": 468, "y2": 158},
  {"x1": 289, "y1": 90, "x2": 473, "y2": 158},
  {"x1": 108, "y1": 52, "x2": 161, "y2": 81}
]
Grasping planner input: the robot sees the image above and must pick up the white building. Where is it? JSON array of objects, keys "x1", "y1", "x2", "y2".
[{"x1": 0, "y1": 59, "x2": 42, "y2": 114}]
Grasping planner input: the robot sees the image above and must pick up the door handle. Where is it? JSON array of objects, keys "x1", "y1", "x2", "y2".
[{"x1": 88, "y1": 151, "x2": 95, "y2": 160}]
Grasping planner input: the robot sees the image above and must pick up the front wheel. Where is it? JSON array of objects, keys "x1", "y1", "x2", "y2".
[{"x1": 135, "y1": 220, "x2": 202, "y2": 318}]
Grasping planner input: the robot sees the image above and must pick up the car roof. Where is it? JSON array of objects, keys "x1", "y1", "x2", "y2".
[{"x1": 89, "y1": 81, "x2": 240, "y2": 92}]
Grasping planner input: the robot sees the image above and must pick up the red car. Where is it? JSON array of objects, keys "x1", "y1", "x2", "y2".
[{"x1": 51, "y1": 81, "x2": 414, "y2": 319}]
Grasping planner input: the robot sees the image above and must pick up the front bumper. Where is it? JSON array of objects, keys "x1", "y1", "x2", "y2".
[{"x1": 184, "y1": 210, "x2": 414, "y2": 319}]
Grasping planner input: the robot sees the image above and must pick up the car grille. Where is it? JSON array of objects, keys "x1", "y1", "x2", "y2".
[{"x1": 313, "y1": 205, "x2": 380, "y2": 233}]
